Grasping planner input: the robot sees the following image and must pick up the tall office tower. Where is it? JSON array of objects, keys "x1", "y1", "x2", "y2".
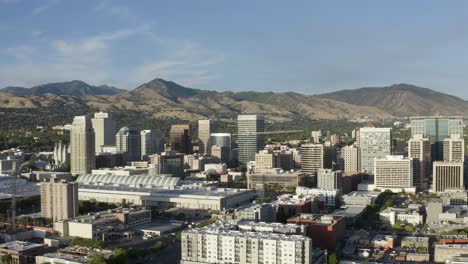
[
  {"x1": 170, "y1": 124, "x2": 192, "y2": 154},
  {"x1": 340, "y1": 145, "x2": 359, "y2": 172},
  {"x1": 354, "y1": 128, "x2": 361, "y2": 148},
  {"x1": 323, "y1": 145, "x2": 336, "y2": 169},
  {"x1": 311, "y1": 130, "x2": 322, "y2": 143},
  {"x1": 374, "y1": 155, "x2": 413, "y2": 191},
  {"x1": 91, "y1": 112, "x2": 116, "y2": 152},
  {"x1": 116, "y1": 126, "x2": 141, "y2": 162},
  {"x1": 408, "y1": 134, "x2": 431, "y2": 189},
  {"x1": 210, "y1": 133, "x2": 231, "y2": 161},
  {"x1": 40, "y1": 179, "x2": 78, "y2": 221},
  {"x1": 433, "y1": 161, "x2": 464, "y2": 192},
  {"x1": 359, "y1": 127, "x2": 392, "y2": 174},
  {"x1": 70, "y1": 116, "x2": 95, "y2": 175},
  {"x1": 411, "y1": 116, "x2": 463, "y2": 161},
  {"x1": 198, "y1": 120, "x2": 217, "y2": 154},
  {"x1": 53, "y1": 140, "x2": 69, "y2": 167},
  {"x1": 301, "y1": 144, "x2": 324, "y2": 175},
  {"x1": 237, "y1": 115, "x2": 265, "y2": 164},
  {"x1": 141, "y1": 130, "x2": 164, "y2": 160},
  {"x1": 317, "y1": 169, "x2": 343, "y2": 192},
  {"x1": 443, "y1": 134, "x2": 465, "y2": 162}
]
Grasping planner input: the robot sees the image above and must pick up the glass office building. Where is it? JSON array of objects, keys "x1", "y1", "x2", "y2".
[{"x1": 411, "y1": 116, "x2": 463, "y2": 161}]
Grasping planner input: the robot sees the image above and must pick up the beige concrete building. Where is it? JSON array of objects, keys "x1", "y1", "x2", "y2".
[
  {"x1": 91, "y1": 112, "x2": 116, "y2": 153},
  {"x1": 408, "y1": 134, "x2": 431, "y2": 188},
  {"x1": 255, "y1": 150, "x2": 277, "y2": 173},
  {"x1": 301, "y1": 144, "x2": 324, "y2": 175},
  {"x1": 70, "y1": 116, "x2": 95, "y2": 175},
  {"x1": 433, "y1": 162, "x2": 464, "y2": 193},
  {"x1": 340, "y1": 145, "x2": 359, "y2": 172},
  {"x1": 198, "y1": 120, "x2": 217, "y2": 154},
  {"x1": 41, "y1": 179, "x2": 79, "y2": 221},
  {"x1": 444, "y1": 134, "x2": 465, "y2": 162},
  {"x1": 374, "y1": 155, "x2": 414, "y2": 192}
]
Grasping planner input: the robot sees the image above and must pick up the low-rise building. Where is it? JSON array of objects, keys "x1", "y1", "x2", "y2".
[
  {"x1": 0, "y1": 241, "x2": 46, "y2": 264},
  {"x1": 371, "y1": 235, "x2": 396, "y2": 249},
  {"x1": 296, "y1": 187, "x2": 340, "y2": 207},
  {"x1": 379, "y1": 207, "x2": 423, "y2": 226},
  {"x1": 287, "y1": 214, "x2": 346, "y2": 250},
  {"x1": 181, "y1": 221, "x2": 313, "y2": 264},
  {"x1": 342, "y1": 191, "x2": 379, "y2": 206},
  {"x1": 401, "y1": 237, "x2": 429, "y2": 254},
  {"x1": 234, "y1": 203, "x2": 276, "y2": 222},
  {"x1": 247, "y1": 169, "x2": 306, "y2": 190},
  {"x1": 54, "y1": 208, "x2": 151, "y2": 240},
  {"x1": 36, "y1": 246, "x2": 113, "y2": 264},
  {"x1": 435, "y1": 244, "x2": 468, "y2": 263}
]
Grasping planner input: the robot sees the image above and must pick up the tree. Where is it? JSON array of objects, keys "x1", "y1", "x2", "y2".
[
  {"x1": 328, "y1": 253, "x2": 339, "y2": 264},
  {"x1": 89, "y1": 254, "x2": 107, "y2": 264},
  {"x1": 0, "y1": 254, "x2": 13, "y2": 264},
  {"x1": 405, "y1": 225, "x2": 414, "y2": 233},
  {"x1": 153, "y1": 242, "x2": 166, "y2": 252}
]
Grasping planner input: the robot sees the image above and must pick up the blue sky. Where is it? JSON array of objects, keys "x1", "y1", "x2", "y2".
[{"x1": 1, "y1": 1, "x2": 468, "y2": 98}]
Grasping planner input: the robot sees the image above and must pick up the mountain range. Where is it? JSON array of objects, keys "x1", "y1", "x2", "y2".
[{"x1": 1, "y1": 79, "x2": 466, "y2": 121}]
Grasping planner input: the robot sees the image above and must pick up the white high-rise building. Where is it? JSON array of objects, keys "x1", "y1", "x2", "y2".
[
  {"x1": 360, "y1": 127, "x2": 392, "y2": 174},
  {"x1": 91, "y1": 112, "x2": 116, "y2": 152},
  {"x1": 433, "y1": 162, "x2": 464, "y2": 193},
  {"x1": 300, "y1": 144, "x2": 324, "y2": 175},
  {"x1": 238, "y1": 115, "x2": 265, "y2": 164},
  {"x1": 443, "y1": 134, "x2": 465, "y2": 162},
  {"x1": 408, "y1": 134, "x2": 431, "y2": 189},
  {"x1": 374, "y1": 155, "x2": 413, "y2": 192},
  {"x1": 70, "y1": 116, "x2": 95, "y2": 175},
  {"x1": 317, "y1": 169, "x2": 343, "y2": 192},
  {"x1": 181, "y1": 221, "x2": 312, "y2": 264}
]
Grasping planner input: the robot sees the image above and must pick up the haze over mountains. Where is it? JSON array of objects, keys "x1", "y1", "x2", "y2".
[{"x1": 1, "y1": 79, "x2": 466, "y2": 121}]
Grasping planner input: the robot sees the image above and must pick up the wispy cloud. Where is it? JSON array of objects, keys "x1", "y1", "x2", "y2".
[{"x1": 32, "y1": 0, "x2": 60, "y2": 15}]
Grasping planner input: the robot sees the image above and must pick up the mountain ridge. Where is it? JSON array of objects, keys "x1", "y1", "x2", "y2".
[
  {"x1": 0, "y1": 80, "x2": 125, "y2": 97},
  {"x1": 1, "y1": 79, "x2": 466, "y2": 121}
]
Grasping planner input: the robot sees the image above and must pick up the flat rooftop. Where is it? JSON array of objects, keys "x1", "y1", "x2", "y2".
[
  {"x1": 79, "y1": 184, "x2": 254, "y2": 198},
  {"x1": 0, "y1": 241, "x2": 44, "y2": 252}
]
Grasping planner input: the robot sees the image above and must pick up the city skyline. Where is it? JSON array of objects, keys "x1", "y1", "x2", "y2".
[{"x1": 1, "y1": 1, "x2": 468, "y2": 98}]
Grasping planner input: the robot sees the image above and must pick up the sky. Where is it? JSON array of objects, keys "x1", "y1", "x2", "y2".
[{"x1": 1, "y1": 0, "x2": 468, "y2": 98}]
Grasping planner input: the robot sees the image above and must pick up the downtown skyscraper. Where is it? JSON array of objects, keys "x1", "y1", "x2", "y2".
[
  {"x1": 116, "y1": 126, "x2": 141, "y2": 162},
  {"x1": 359, "y1": 127, "x2": 392, "y2": 174},
  {"x1": 410, "y1": 116, "x2": 463, "y2": 161},
  {"x1": 237, "y1": 115, "x2": 264, "y2": 164},
  {"x1": 198, "y1": 120, "x2": 217, "y2": 154},
  {"x1": 91, "y1": 112, "x2": 116, "y2": 153},
  {"x1": 70, "y1": 115, "x2": 95, "y2": 175}
]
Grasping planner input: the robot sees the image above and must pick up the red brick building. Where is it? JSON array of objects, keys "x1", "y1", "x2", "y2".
[{"x1": 287, "y1": 214, "x2": 346, "y2": 250}]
